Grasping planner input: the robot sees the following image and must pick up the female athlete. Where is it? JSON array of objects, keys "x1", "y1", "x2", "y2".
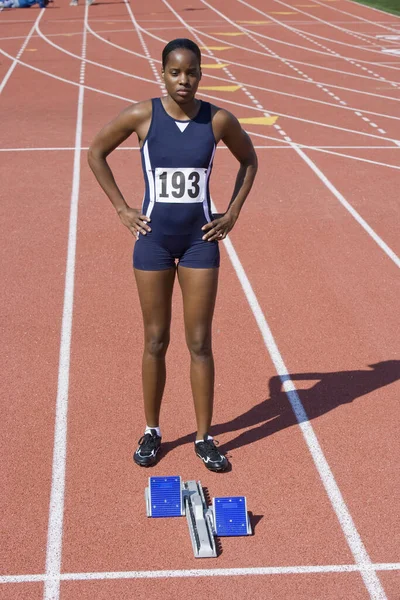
[{"x1": 88, "y1": 38, "x2": 258, "y2": 472}]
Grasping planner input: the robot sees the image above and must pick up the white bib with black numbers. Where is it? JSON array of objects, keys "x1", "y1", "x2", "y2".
[{"x1": 155, "y1": 167, "x2": 207, "y2": 203}]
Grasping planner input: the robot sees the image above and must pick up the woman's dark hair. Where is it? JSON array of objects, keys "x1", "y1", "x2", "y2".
[{"x1": 162, "y1": 38, "x2": 201, "y2": 69}]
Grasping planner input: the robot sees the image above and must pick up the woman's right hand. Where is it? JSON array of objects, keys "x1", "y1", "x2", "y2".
[{"x1": 118, "y1": 207, "x2": 151, "y2": 236}]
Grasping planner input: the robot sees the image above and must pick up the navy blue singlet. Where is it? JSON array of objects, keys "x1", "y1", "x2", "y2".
[{"x1": 133, "y1": 97, "x2": 220, "y2": 271}]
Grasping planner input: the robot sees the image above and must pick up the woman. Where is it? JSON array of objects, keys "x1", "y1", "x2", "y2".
[{"x1": 88, "y1": 38, "x2": 258, "y2": 472}]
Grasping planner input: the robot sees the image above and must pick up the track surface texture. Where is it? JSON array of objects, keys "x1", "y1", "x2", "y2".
[{"x1": 1, "y1": 0, "x2": 399, "y2": 599}]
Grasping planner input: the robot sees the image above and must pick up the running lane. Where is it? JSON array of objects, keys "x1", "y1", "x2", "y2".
[
  {"x1": 57, "y1": 2, "x2": 394, "y2": 599},
  {"x1": 0, "y1": 2, "x2": 86, "y2": 596}
]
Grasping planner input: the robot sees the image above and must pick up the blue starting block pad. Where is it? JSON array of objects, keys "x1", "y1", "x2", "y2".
[
  {"x1": 145, "y1": 478, "x2": 252, "y2": 557},
  {"x1": 145, "y1": 476, "x2": 184, "y2": 518},
  {"x1": 213, "y1": 496, "x2": 252, "y2": 537}
]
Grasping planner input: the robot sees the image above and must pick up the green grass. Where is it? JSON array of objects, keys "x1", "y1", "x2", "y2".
[{"x1": 352, "y1": 0, "x2": 400, "y2": 17}]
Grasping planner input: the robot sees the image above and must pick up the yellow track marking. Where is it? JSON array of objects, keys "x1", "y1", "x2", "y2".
[
  {"x1": 200, "y1": 46, "x2": 231, "y2": 51},
  {"x1": 211, "y1": 32, "x2": 247, "y2": 37},
  {"x1": 239, "y1": 116, "x2": 279, "y2": 125},
  {"x1": 199, "y1": 85, "x2": 241, "y2": 92},
  {"x1": 201, "y1": 63, "x2": 230, "y2": 69}
]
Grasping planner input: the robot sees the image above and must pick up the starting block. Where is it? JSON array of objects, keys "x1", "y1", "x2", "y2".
[
  {"x1": 145, "y1": 476, "x2": 184, "y2": 518},
  {"x1": 213, "y1": 496, "x2": 252, "y2": 536},
  {"x1": 144, "y1": 476, "x2": 252, "y2": 558}
]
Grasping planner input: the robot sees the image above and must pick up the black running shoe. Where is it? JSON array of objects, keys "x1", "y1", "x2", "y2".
[
  {"x1": 195, "y1": 436, "x2": 228, "y2": 472},
  {"x1": 133, "y1": 430, "x2": 162, "y2": 467}
]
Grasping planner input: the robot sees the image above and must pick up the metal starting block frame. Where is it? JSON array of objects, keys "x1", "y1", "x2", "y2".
[{"x1": 145, "y1": 476, "x2": 252, "y2": 558}]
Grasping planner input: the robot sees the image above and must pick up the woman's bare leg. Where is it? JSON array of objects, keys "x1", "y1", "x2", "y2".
[
  {"x1": 177, "y1": 266, "x2": 219, "y2": 440},
  {"x1": 134, "y1": 267, "x2": 176, "y2": 427}
]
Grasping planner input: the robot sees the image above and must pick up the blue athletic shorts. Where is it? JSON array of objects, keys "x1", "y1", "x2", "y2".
[{"x1": 133, "y1": 233, "x2": 220, "y2": 271}]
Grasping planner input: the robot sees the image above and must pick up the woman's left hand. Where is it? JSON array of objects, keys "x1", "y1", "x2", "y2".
[{"x1": 201, "y1": 211, "x2": 238, "y2": 242}]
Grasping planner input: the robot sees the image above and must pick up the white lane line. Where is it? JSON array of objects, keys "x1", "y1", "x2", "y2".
[
  {"x1": 315, "y1": 0, "x2": 400, "y2": 34},
  {"x1": 135, "y1": 16, "x2": 400, "y2": 100},
  {"x1": 0, "y1": 10, "x2": 44, "y2": 95},
  {"x1": 86, "y1": 21, "x2": 400, "y2": 122},
  {"x1": 84, "y1": 21, "x2": 400, "y2": 81},
  {"x1": 219, "y1": 236, "x2": 388, "y2": 600},
  {"x1": 121, "y1": 0, "x2": 163, "y2": 88},
  {"x1": 34, "y1": 19, "x2": 157, "y2": 86},
  {"x1": 1, "y1": 144, "x2": 400, "y2": 170},
  {"x1": 157, "y1": 4, "x2": 391, "y2": 597},
  {"x1": 234, "y1": 0, "x2": 400, "y2": 91},
  {"x1": 203, "y1": 1, "x2": 393, "y2": 139},
  {"x1": 271, "y1": 0, "x2": 400, "y2": 60},
  {"x1": 0, "y1": 47, "x2": 136, "y2": 104},
  {"x1": 43, "y1": 6, "x2": 88, "y2": 600},
  {"x1": 1, "y1": 145, "x2": 400, "y2": 152},
  {"x1": 1, "y1": 563, "x2": 400, "y2": 583},
  {"x1": 230, "y1": 0, "x2": 400, "y2": 75},
  {"x1": 292, "y1": 144, "x2": 400, "y2": 268},
  {"x1": 346, "y1": 0, "x2": 400, "y2": 21},
  {"x1": 34, "y1": 17, "x2": 400, "y2": 145}
]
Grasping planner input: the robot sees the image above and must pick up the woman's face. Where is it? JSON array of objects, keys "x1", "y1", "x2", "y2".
[{"x1": 162, "y1": 48, "x2": 202, "y2": 104}]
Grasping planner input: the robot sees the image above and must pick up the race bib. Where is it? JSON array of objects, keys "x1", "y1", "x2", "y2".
[{"x1": 155, "y1": 167, "x2": 207, "y2": 203}]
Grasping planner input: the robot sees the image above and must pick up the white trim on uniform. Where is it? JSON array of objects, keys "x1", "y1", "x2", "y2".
[
  {"x1": 204, "y1": 143, "x2": 216, "y2": 223},
  {"x1": 143, "y1": 140, "x2": 155, "y2": 219}
]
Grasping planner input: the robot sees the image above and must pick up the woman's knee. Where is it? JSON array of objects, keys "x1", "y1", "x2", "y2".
[
  {"x1": 187, "y1": 335, "x2": 213, "y2": 360},
  {"x1": 144, "y1": 330, "x2": 170, "y2": 358}
]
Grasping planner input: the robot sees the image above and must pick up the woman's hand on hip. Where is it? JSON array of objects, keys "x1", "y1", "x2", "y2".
[
  {"x1": 201, "y1": 211, "x2": 237, "y2": 242},
  {"x1": 118, "y1": 207, "x2": 151, "y2": 236}
]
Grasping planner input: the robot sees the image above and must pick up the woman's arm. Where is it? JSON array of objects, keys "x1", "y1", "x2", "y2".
[
  {"x1": 202, "y1": 109, "x2": 258, "y2": 242},
  {"x1": 87, "y1": 101, "x2": 152, "y2": 236}
]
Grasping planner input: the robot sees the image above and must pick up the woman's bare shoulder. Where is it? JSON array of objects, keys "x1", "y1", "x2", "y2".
[
  {"x1": 122, "y1": 99, "x2": 153, "y2": 125},
  {"x1": 210, "y1": 104, "x2": 241, "y2": 142}
]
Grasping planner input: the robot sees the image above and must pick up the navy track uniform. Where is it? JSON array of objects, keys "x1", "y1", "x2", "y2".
[{"x1": 133, "y1": 98, "x2": 220, "y2": 271}]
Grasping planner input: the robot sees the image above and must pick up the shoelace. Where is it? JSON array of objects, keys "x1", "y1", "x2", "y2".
[
  {"x1": 199, "y1": 438, "x2": 222, "y2": 460},
  {"x1": 138, "y1": 433, "x2": 159, "y2": 453}
]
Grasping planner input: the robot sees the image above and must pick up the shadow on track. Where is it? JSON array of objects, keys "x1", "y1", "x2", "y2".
[{"x1": 161, "y1": 360, "x2": 400, "y2": 456}]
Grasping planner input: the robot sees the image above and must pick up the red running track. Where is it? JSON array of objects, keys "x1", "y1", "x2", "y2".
[{"x1": 1, "y1": 0, "x2": 399, "y2": 599}]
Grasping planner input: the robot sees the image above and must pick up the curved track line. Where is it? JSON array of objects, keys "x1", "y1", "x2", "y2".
[
  {"x1": 121, "y1": 0, "x2": 163, "y2": 89},
  {"x1": 235, "y1": 0, "x2": 400, "y2": 73},
  {"x1": 35, "y1": 20, "x2": 157, "y2": 86},
  {"x1": 192, "y1": 22, "x2": 400, "y2": 78},
  {"x1": 274, "y1": 26, "x2": 399, "y2": 60},
  {"x1": 346, "y1": 0, "x2": 400, "y2": 20},
  {"x1": 86, "y1": 16, "x2": 400, "y2": 122},
  {"x1": 236, "y1": 1, "x2": 388, "y2": 53},
  {"x1": 87, "y1": 19, "x2": 395, "y2": 87},
  {"x1": 0, "y1": 48, "x2": 136, "y2": 104},
  {"x1": 0, "y1": 10, "x2": 44, "y2": 95},
  {"x1": 202, "y1": 1, "x2": 395, "y2": 138},
  {"x1": 38, "y1": 14, "x2": 399, "y2": 145},
  {"x1": 234, "y1": 0, "x2": 400, "y2": 75},
  {"x1": 271, "y1": 0, "x2": 399, "y2": 56},
  {"x1": 135, "y1": 15, "x2": 400, "y2": 99},
  {"x1": 7, "y1": 21, "x2": 400, "y2": 148},
  {"x1": 124, "y1": 11, "x2": 400, "y2": 142},
  {"x1": 307, "y1": 0, "x2": 400, "y2": 34}
]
